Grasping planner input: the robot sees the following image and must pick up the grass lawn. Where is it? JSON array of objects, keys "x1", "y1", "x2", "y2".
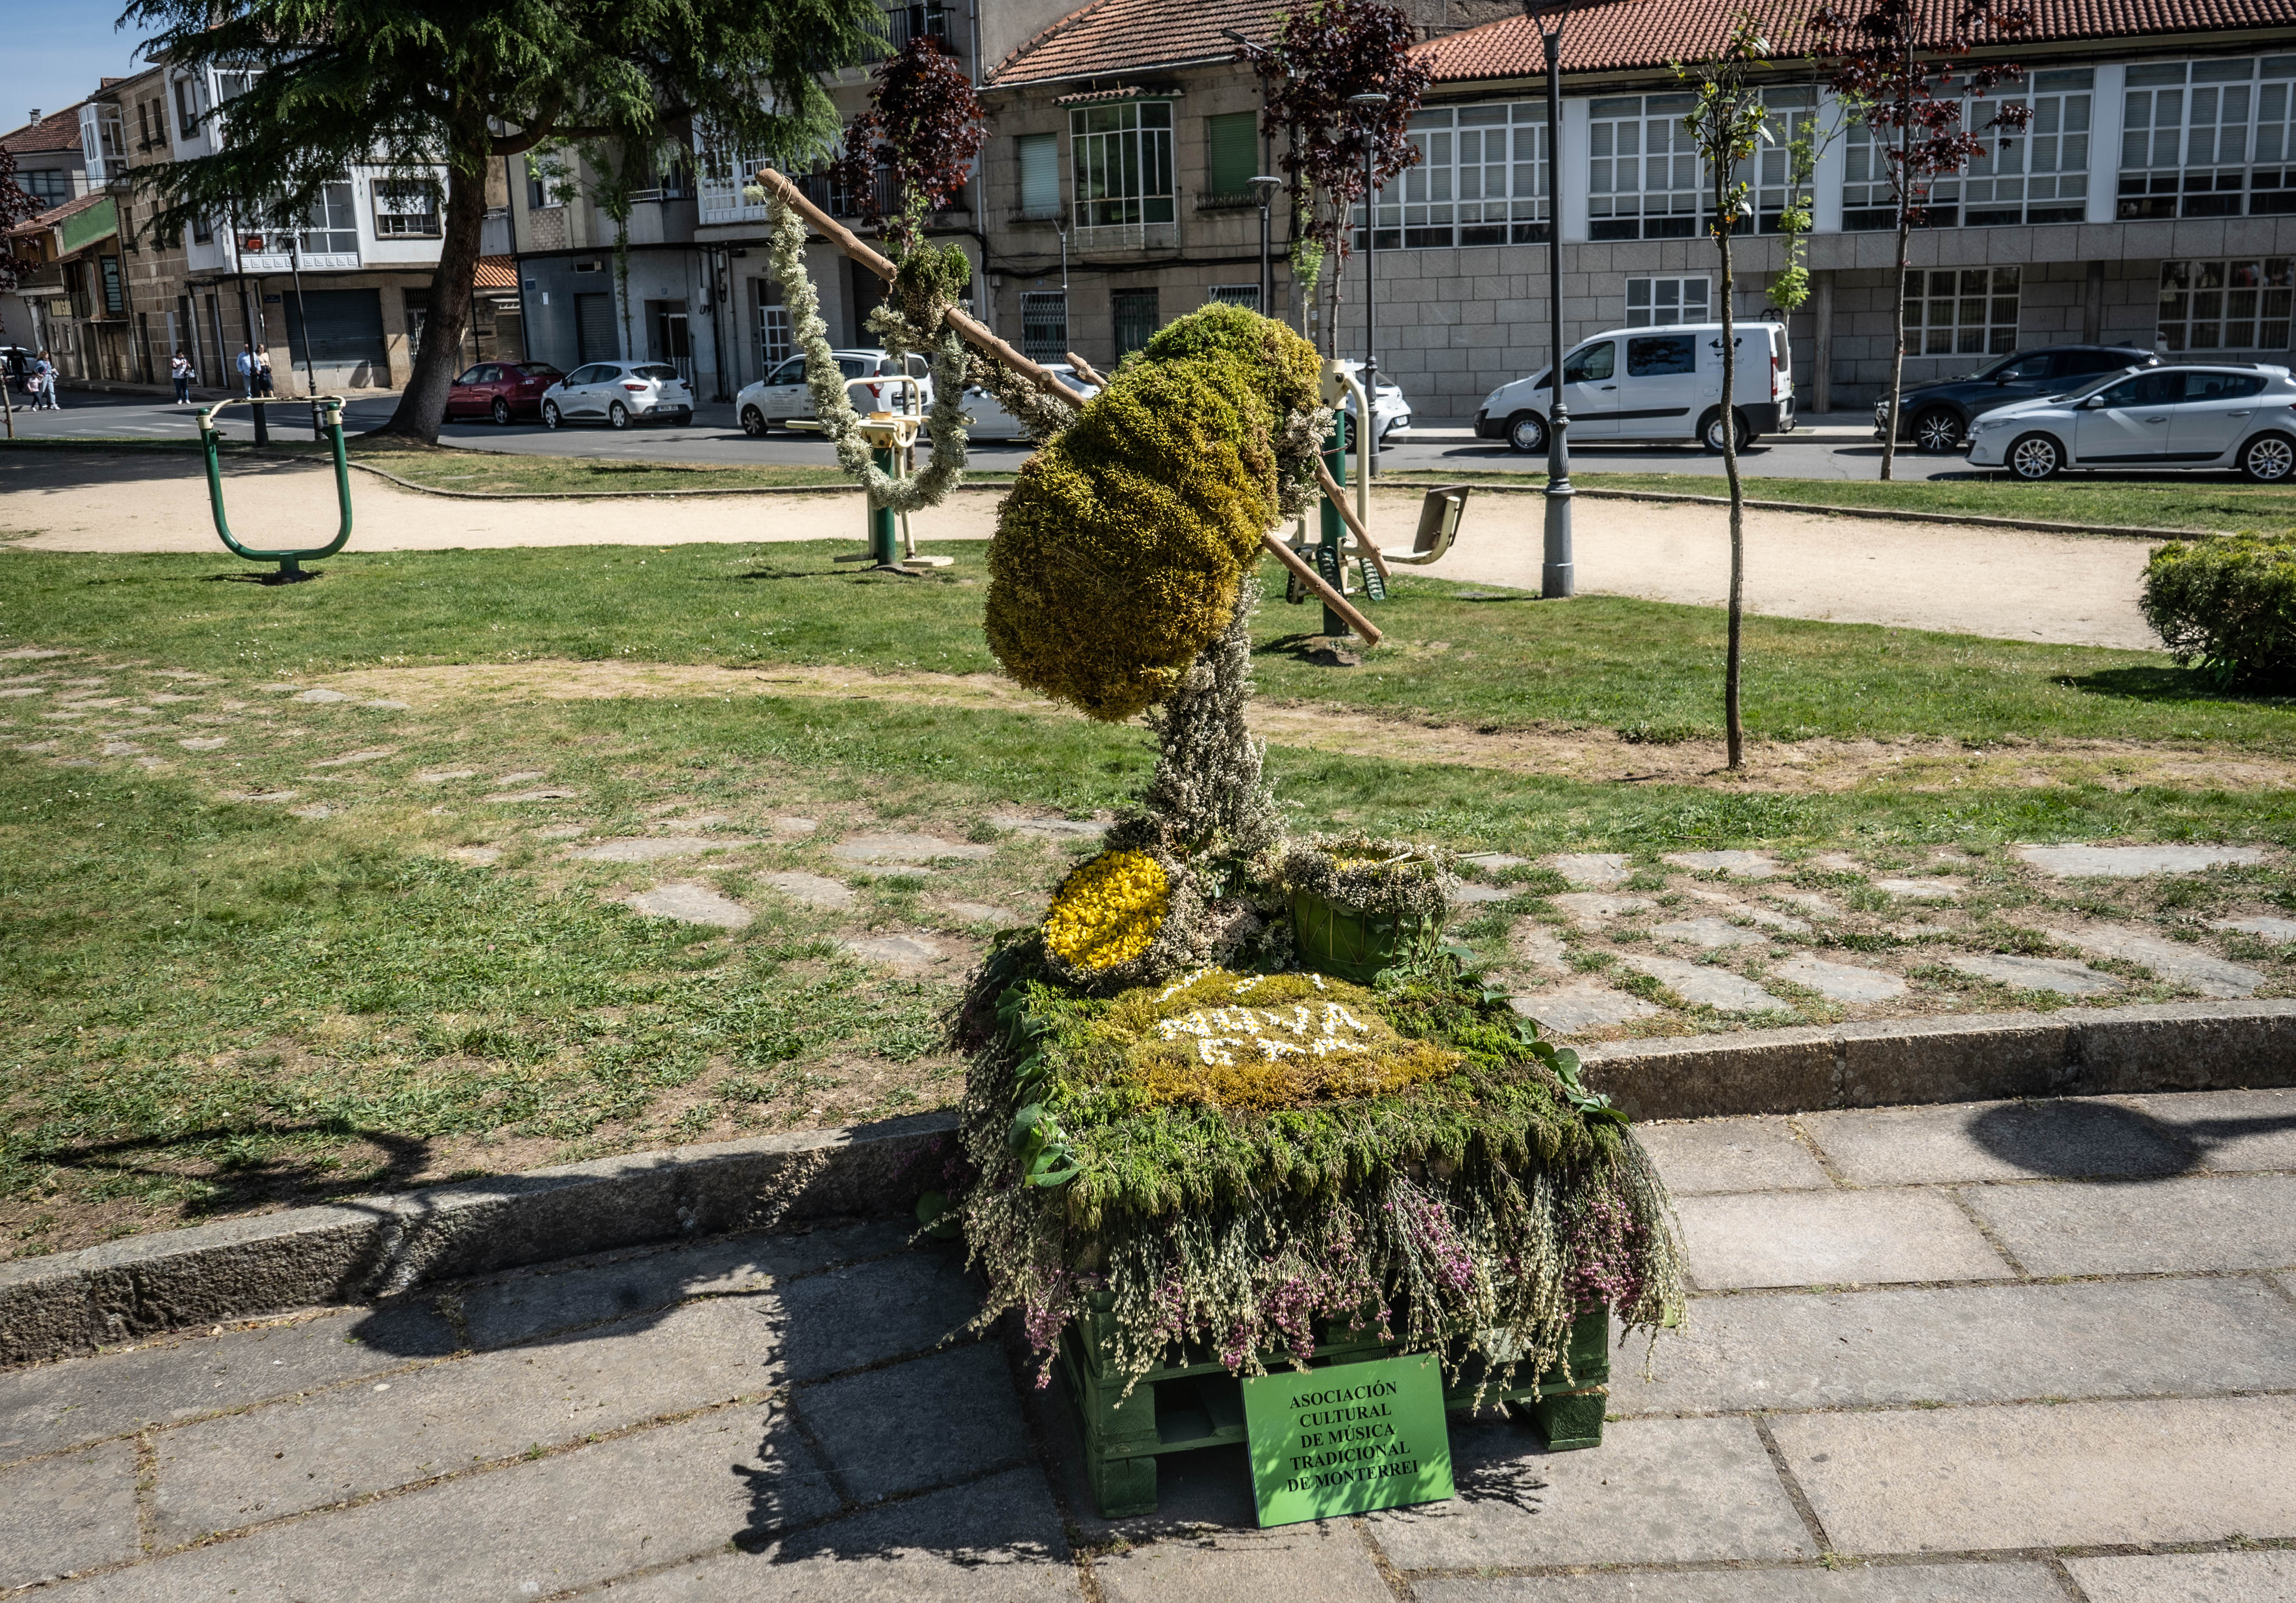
[
  {"x1": 1383, "y1": 468, "x2": 2296, "y2": 536},
  {"x1": 5, "y1": 537, "x2": 2293, "y2": 1256},
  {"x1": 1, "y1": 539, "x2": 2285, "y2": 750}
]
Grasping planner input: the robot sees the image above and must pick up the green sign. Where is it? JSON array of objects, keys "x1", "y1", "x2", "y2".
[{"x1": 1240, "y1": 1352, "x2": 1455, "y2": 1527}]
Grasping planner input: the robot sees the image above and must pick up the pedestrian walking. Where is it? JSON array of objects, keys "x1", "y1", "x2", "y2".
[
  {"x1": 236, "y1": 343, "x2": 255, "y2": 397},
  {"x1": 32, "y1": 351, "x2": 59, "y2": 410},
  {"x1": 254, "y1": 344, "x2": 275, "y2": 398},
  {"x1": 170, "y1": 350, "x2": 193, "y2": 405}
]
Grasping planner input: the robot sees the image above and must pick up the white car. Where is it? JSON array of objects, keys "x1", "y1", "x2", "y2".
[
  {"x1": 1476, "y1": 321, "x2": 1796, "y2": 453},
  {"x1": 540, "y1": 362, "x2": 693, "y2": 430},
  {"x1": 1330, "y1": 359, "x2": 1412, "y2": 445},
  {"x1": 943, "y1": 362, "x2": 1100, "y2": 442},
  {"x1": 737, "y1": 349, "x2": 932, "y2": 437},
  {"x1": 1967, "y1": 362, "x2": 2296, "y2": 481}
]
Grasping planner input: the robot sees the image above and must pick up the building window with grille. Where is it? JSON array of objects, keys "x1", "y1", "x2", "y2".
[
  {"x1": 2120, "y1": 57, "x2": 2296, "y2": 220},
  {"x1": 295, "y1": 181, "x2": 359, "y2": 256},
  {"x1": 1208, "y1": 285, "x2": 1260, "y2": 310},
  {"x1": 1018, "y1": 132, "x2": 1060, "y2": 220},
  {"x1": 2157, "y1": 258, "x2": 2295, "y2": 351},
  {"x1": 1589, "y1": 94, "x2": 1702, "y2": 240},
  {"x1": 1906, "y1": 266, "x2": 2020, "y2": 356},
  {"x1": 1625, "y1": 276, "x2": 1711, "y2": 327},
  {"x1": 1021, "y1": 291, "x2": 1068, "y2": 362},
  {"x1": 1205, "y1": 111, "x2": 1258, "y2": 206},
  {"x1": 754, "y1": 281, "x2": 791, "y2": 370},
  {"x1": 1070, "y1": 101, "x2": 1174, "y2": 230},
  {"x1": 373, "y1": 179, "x2": 442, "y2": 238},
  {"x1": 1111, "y1": 287, "x2": 1159, "y2": 358}
]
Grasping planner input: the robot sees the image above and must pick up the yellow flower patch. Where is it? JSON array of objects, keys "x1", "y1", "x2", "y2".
[{"x1": 1044, "y1": 850, "x2": 1172, "y2": 971}]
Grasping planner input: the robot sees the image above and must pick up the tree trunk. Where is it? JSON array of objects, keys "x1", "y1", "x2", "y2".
[
  {"x1": 1718, "y1": 181, "x2": 1744, "y2": 772},
  {"x1": 378, "y1": 158, "x2": 486, "y2": 443},
  {"x1": 1882, "y1": 209, "x2": 1911, "y2": 483}
]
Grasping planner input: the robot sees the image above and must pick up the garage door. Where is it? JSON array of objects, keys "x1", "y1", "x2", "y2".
[
  {"x1": 281, "y1": 289, "x2": 386, "y2": 368},
  {"x1": 575, "y1": 292, "x2": 617, "y2": 363}
]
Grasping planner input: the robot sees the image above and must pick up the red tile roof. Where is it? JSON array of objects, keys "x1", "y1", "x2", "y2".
[
  {"x1": 1417, "y1": 0, "x2": 2296, "y2": 83},
  {"x1": 474, "y1": 254, "x2": 519, "y2": 289},
  {"x1": 989, "y1": 0, "x2": 1285, "y2": 85},
  {"x1": 1, "y1": 102, "x2": 89, "y2": 157},
  {"x1": 6, "y1": 188, "x2": 106, "y2": 240}
]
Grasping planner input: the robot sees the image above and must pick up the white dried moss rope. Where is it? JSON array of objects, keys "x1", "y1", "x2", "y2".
[{"x1": 766, "y1": 194, "x2": 969, "y2": 515}]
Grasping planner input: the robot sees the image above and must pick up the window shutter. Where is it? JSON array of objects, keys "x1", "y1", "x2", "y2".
[
  {"x1": 1020, "y1": 133, "x2": 1059, "y2": 218},
  {"x1": 1208, "y1": 112, "x2": 1257, "y2": 199}
]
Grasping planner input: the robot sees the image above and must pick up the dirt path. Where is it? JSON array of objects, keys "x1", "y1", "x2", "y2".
[
  {"x1": 2, "y1": 450, "x2": 2154, "y2": 648},
  {"x1": 311, "y1": 658, "x2": 2293, "y2": 794}
]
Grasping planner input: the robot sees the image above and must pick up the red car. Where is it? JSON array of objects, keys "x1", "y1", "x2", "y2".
[{"x1": 446, "y1": 361, "x2": 565, "y2": 425}]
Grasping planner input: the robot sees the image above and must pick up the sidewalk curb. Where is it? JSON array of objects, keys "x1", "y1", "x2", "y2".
[
  {"x1": 1441, "y1": 480, "x2": 2206, "y2": 542},
  {"x1": 7, "y1": 1003, "x2": 2295, "y2": 1365},
  {"x1": 0, "y1": 1110, "x2": 954, "y2": 1367},
  {"x1": 1578, "y1": 999, "x2": 2296, "y2": 1120}
]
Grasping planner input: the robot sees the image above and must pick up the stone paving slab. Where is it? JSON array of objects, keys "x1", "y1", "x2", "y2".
[
  {"x1": 1366, "y1": 1416, "x2": 1814, "y2": 1569},
  {"x1": 2052, "y1": 922, "x2": 2269, "y2": 999},
  {"x1": 1549, "y1": 852, "x2": 1630, "y2": 886},
  {"x1": 769, "y1": 1246, "x2": 981, "y2": 1382},
  {"x1": 1609, "y1": 1277, "x2": 2296, "y2": 1415},
  {"x1": 1551, "y1": 891, "x2": 1653, "y2": 928},
  {"x1": 1632, "y1": 1115, "x2": 1834, "y2": 1195},
  {"x1": 1662, "y1": 850, "x2": 1780, "y2": 879},
  {"x1": 2121, "y1": 1086, "x2": 2296, "y2": 1172},
  {"x1": 2, "y1": 1302, "x2": 453, "y2": 1466},
  {"x1": 1676, "y1": 1189, "x2": 2013, "y2": 1289},
  {"x1": 453, "y1": 1218, "x2": 909, "y2": 1351},
  {"x1": 2066, "y1": 1550, "x2": 2296, "y2": 1602},
  {"x1": 2015, "y1": 842, "x2": 2268, "y2": 876},
  {"x1": 1095, "y1": 1523, "x2": 1395, "y2": 1603},
  {"x1": 569, "y1": 834, "x2": 755, "y2": 862},
  {"x1": 762, "y1": 869, "x2": 856, "y2": 909},
  {"x1": 1801, "y1": 1098, "x2": 2195, "y2": 1185},
  {"x1": 1771, "y1": 1395, "x2": 2296, "y2": 1552},
  {"x1": 0, "y1": 1440, "x2": 140, "y2": 1590},
  {"x1": 603, "y1": 1467, "x2": 1080, "y2": 1601},
  {"x1": 151, "y1": 1294, "x2": 785, "y2": 1541},
  {"x1": 1963, "y1": 1173, "x2": 2296, "y2": 1275},
  {"x1": 1414, "y1": 1563, "x2": 2065, "y2": 1602},
  {"x1": 49, "y1": 1404, "x2": 841, "y2": 1602},
  {"x1": 1618, "y1": 954, "x2": 1786, "y2": 1013},
  {"x1": 626, "y1": 882, "x2": 752, "y2": 927},
  {"x1": 831, "y1": 833, "x2": 996, "y2": 864},
  {"x1": 1774, "y1": 954, "x2": 1908, "y2": 1003},
  {"x1": 797, "y1": 1343, "x2": 1031, "y2": 1501},
  {"x1": 1510, "y1": 981, "x2": 1659, "y2": 1035},
  {"x1": 1941, "y1": 953, "x2": 2117, "y2": 996}
]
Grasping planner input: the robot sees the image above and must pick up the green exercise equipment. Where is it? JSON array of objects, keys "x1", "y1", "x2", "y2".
[{"x1": 196, "y1": 395, "x2": 353, "y2": 581}]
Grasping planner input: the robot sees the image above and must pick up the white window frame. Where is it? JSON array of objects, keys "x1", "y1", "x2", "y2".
[
  {"x1": 295, "y1": 180, "x2": 360, "y2": 259},
  {"x1": 755, "y1": 283, "x2": 791, "y2": 371},
  {"x1": 2157, "y1": 257, "x2": 2296, "y2": 351},
  {"x1": 2120, "y1": 56, "x2": 2296, "y2": 220},
  {"x1": 1624, "y1": 276, "x2": 1711, "y2": 327},
  {"x1": 1359, "y1": 102, "x2": 1548, "y2": 251},
  {"x1": 1962, "y1": 69, "x2": 2094, "y2": 226},
  {"x1": 372, "y1": 178, "x2": 442, "y2": 239},
  {"x1": 1905, "y1": 265, "x2": 2021, "y2": 357},
  {"x1": 1747, "y1": 87, "x2": 1818, "y2": 232},
  {"x1": 1588, "y1": 92, "x2": 1703, "y2": 240},
  {"x1": 1069, "y1": 101, "x2": 1174, "y2": 231}
]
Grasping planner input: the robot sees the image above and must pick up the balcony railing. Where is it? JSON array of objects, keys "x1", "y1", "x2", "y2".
[{"x1": 863, "y1": 3, "x2": 951, "y2": 63}]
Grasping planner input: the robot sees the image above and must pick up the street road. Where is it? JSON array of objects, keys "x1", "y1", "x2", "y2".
[{"x1": 6, "y1": 388, "x2": 2013, "y2": 483}]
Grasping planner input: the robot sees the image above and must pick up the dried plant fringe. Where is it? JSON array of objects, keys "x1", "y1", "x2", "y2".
[{"x1": 1269, "y1": 832, "x2": 1457, "y2": 924}]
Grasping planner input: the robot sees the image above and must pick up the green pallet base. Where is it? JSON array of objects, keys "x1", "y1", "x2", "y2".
[{"x1": 1057, "y1": 1306, "x2": 1612, "y2": 1519}]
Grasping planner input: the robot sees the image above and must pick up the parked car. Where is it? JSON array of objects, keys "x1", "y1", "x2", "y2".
[
  {"x1": 1476, "y1": 322, "x2": 1796, "y2": 453},
  {"x1": 1330, "y1": 359, "x2": 1413, "y2": 445},
  {"x1": 1874, "y1": 344, "x2": 2157, "y2": 451},
  {"x1": 1966, "y1": 362, "x2": 2296, "y2": 482},
  {"x1": 540, "y1": 362, "x2": 694, "y2": 429},
  {"x1": 943, "y1": 362, "x2": 1099, "y2": 442},
  {"x1": 446, "y1": 360, "x2": 565, "y2": 424},
  {"x1": 736, "y1": 349, "x2": 933, "y2": 437}
]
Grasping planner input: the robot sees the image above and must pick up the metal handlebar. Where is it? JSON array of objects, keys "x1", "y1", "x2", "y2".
[{"x1": 196, "y1": 395, "x2": 354, "y2": 580}]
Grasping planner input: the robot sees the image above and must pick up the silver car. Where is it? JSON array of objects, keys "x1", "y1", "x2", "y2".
[
  {"x1": 945, "y1": 362, "x2": 1099, "y2": 442},
  {"x1": 1965, "y1": 362, "x2": 2296, "y2": 481},
  {"x1": 736, "y1": 349, "x2": 932, "y2": 437},
  {"x1": 540, "y1": 362, "x2": 694, "y2": 430}
]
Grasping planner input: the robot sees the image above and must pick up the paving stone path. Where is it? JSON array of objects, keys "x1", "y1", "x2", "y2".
[{"x1": 16, "y1": 1090, "x2": 2291, "y2": 1598}]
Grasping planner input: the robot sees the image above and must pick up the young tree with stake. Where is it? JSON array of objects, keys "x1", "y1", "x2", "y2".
[
  {"x1": 1810, "y1": 0, "x2": 2032, "y2": 480},
  {"x1": 125, "y1": 0, "x2": 886, "y2": 445}
]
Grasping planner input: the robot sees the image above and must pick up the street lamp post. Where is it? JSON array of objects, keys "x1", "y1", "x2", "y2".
[
  {"x1": 1250, "y1": 175, "x2": 1282, "y2": 314},
  {"x1": 1346, "y1": 91, "x2": 1389, "y2": 481},
  {"x1": 1529, "y1": 0, "x2": 1575, "y2": 597}
]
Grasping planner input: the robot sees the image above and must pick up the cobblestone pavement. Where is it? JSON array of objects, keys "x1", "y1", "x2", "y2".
[{"x1": 6, "y1": 1086, "x2": 2295, "y2": 1600}]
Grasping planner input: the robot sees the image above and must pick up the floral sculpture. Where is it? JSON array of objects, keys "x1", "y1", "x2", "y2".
[{"x1": 947, "y1": 302, "x2": 1684, "y2": 1416}]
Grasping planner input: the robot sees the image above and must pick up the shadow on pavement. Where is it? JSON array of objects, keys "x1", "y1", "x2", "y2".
[{"x1": 1967, "y1": 1097, "x2": 2296, "y2": 1181}]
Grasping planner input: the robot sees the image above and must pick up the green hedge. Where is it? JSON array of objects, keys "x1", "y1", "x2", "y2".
[{"x1": 2140, "y1": 536, "x2": 2296, "y2": 692}]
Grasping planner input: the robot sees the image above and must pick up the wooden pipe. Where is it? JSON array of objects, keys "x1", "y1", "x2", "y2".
[
  {"x1": 1314, "y1": 459, "x2": 1390, "y2": 581},
  {"x1": 1260, "y1": 533, "x2": 1383, "y2": 647},
  {"x1": 751, "y1": 168, "x2": 1088, "y2": 408}
]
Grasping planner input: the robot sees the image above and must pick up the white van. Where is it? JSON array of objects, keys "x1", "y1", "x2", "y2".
[{"x1": 1474, "y1": 321, "x2": 1796, "y2": 453}]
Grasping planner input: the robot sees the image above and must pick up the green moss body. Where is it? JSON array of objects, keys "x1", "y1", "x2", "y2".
[{"x1": 985, "y1": 305, "x2": 1322, "y2": 722}]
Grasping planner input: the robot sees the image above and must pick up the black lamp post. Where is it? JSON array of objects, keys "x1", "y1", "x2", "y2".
[
  {"x1": 1346, "y1": 90, "x2": 1389, "y2": 479},
  {"x1": 1250, "y1": 175, "x2": 1282, "y2": 313},
  {"x1": 1526, "y1": 0, "x2": 1574, "y2": 597}
]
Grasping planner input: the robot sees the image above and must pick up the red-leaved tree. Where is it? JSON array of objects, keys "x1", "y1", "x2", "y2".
[
  {"x1": 831, "y1": 35, "x2": 989, "y2": 259},
  {"x1": 1246, "y1": 0, "x2": 1429, "y2": 347},
  {"x1": 1811, "y1": 0, "x2": 2032, "y2": 480}
]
